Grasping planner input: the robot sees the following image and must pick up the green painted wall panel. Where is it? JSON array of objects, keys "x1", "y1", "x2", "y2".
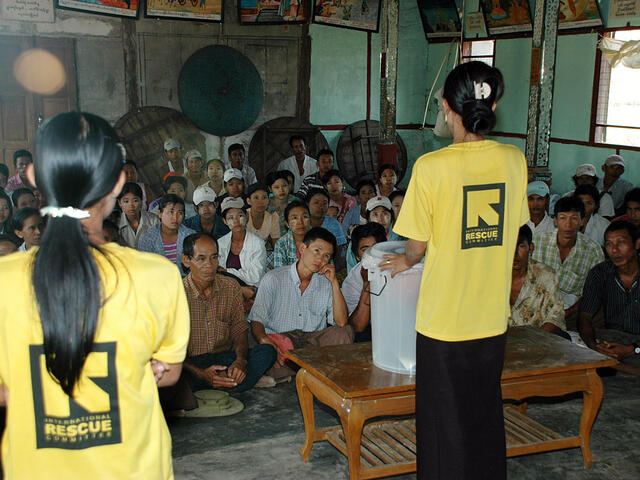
[{"x1": 494, "y1": 38, "x2": 530, "y2": 134}]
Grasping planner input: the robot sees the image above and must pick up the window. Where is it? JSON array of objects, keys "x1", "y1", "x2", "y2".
[
  {"x1": 461, "y1": 40, "x2": 495, "y2": 67},
  {"x1": 593, "y1": 29, "x2": 640, "y2": 147}
]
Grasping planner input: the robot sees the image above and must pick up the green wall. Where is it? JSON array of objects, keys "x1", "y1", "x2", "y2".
[{"x1": 309, "y1": 0, "x2": 640, "y2": 194}]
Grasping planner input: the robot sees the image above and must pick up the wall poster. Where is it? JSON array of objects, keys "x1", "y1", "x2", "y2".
[
  {"x1": 481, "y1": 0, "x2": 532, "y2": 35},
  {"x1": 239, "y1": 0, "x2": 308, "y2": 24},
  {"x1": 145, "y1": 0, "x2": 222, "y2": 21},
  {"x1": 312, "y1": 0, "x2": 381, "y2": 33},
  {"x1": 56, "y1": 0, "x2": 138, "y2": 18}
]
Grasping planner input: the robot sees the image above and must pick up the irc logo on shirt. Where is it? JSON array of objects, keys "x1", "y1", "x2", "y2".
[
  {"x1": 461, "y1": 183, "x2": 505, "y2": 249},
  {"x1": 29, "y1": 342, "x2": 122, "y2": 449}
]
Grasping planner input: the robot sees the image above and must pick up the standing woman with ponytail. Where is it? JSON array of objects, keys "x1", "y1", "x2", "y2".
[
  {"x1": 381, "y1": 62, "x2": 529, "y2": 480},
  {"x1": 0, "y1": 112, "x2": 190, "y2": 479}
]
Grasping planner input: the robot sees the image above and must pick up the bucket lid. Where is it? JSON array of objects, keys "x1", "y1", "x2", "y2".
[{"x1": 361, "y1": 240, "x2": 424, "y2": 274}]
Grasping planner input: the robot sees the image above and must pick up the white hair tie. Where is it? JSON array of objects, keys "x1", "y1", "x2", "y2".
[
  {"x1": 473, "y1": 81, "x2": 492, "y2": 100},
  {"x1": 40, "y1": 206, "x2": 91, "y2": 219}
]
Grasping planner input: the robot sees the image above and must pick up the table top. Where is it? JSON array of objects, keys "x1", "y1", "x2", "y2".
[{"x1": 285, "y1": 326, "x2": 617, "y2": 399}]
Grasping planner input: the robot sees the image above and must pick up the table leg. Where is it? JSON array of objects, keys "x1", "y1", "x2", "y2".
[
  {"x1": 296, "y1": 369, "x2": 316, "y2": 462},
  {"x1": 579, "y1": 369, "x2": 604, "y2": 468},
  {"x1": 339, "y1": 402, "x2": 365, "y2": 480}
]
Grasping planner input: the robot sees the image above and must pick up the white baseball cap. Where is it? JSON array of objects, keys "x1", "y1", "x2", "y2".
[
  {"x1": 575, "y1": 163, "x2": 597, "y2": 177},
  {"x1": 526, "y1": 181, "x2": 549, "y2": 198},
  {"x1": 164, "y1": 138, "x2": 181, "y2": 151},
  {"x1": 220, "y1": 196, "x2": 245, "y2": 212},
  {"x1": 224, "y1": 168, "x2": 243, "y2": 183},
  {"x1": 184, "y1": 149, "x2": 202, "y2": 160},
  {"x1": 366, "y1": 196, "x2": 392, "y2": 212},
  {"x1": 604, "y1": 154, "x2": 625, "y2": 168},
  {"x1": 193, "y1": 186, "x2": 216, "y2": 206}
]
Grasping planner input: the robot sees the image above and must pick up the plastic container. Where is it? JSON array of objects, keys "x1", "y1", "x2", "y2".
[{"x1": 361, "y1": 241, "x2": 423, "y2": 375}]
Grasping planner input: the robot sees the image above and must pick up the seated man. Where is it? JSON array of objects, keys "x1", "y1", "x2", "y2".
[
  {"x1": 341, "y1": 223, "x2": 388, "y2": 342},
  {"x1": 579, "y1": 221, "x2": 640, "y2": 373},
  {"x1": 526, "y1": 181, "x2": 555, "y2": 236},
  {"x1": 5, "y1": 150, "x2": 33, "y2": 193},
  {"x1": 509, "y1": 225, "x2": 567, "y2": 336},
  {"x1": 597, "y1": 154, "x2": 633, "y2": 215},
  {"x1": 531, "y1": 196, "x2": 604, "y2": 328},
  {"x1": 613, "y1": 188, "x2": 640, "y2": 229},
  {"x1": 182, "y1": 233, "x2": 277, "y2": 391},
  {"x1": 225, "y1": 143, "x2": 257, "y2": 192},
  {"x1": 564, "y1": 163, "x2": 614, "y2": 218},
  {"x1": 249, "y1": 228, "x2": 353, "y2": 378},
  {"x1": 297, "y1": 148, "x2": 335, "y2": 199}
]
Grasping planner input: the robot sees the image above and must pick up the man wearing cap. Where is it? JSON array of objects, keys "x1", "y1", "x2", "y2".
[
  {"x1": 182, "y1": 233, "x2": 277, "y2": 392},
  {"x1": 225, "y1": 144, "x2": 257, "y2": 192},
  {"x1": 531, "y1": 196, "x2": 604, "y2": 329},
  {"x1": 184, "y1": 186, "x2": 229, "y2": 240},
  {"x1": 184, "y1": 149, "x2": 205, "y2": 204},
  {"x1": 163, "y1": 138, "x2": 186, "y2": 176},
  {"x1": 563, "y1": 164, "x2": 615, "y2": 218},
  {"x1": 277, "y1": 135, "x2": 317, "y2": 194},
  {"x1": 597, "y1": 155, "x2": 633, "y2": 214},
  {"x1": 526, "y1": 181, "x2": 555, "y2": 236}
]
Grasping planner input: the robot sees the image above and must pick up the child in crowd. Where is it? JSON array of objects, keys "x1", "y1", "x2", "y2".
[
  {"x1": 272, "y1": 200, "x2": 311, "y2": 268},
  {"x1": 0, "y1": 163, "x2": 8, "y2": 190},
  {"x1": 200, "y1": 158, "x2": 226, "y2": 197},
  {"x1": 102, "y1": 219, "x2": 123, "y2": 245},
  {"x1": 341, "y1": 179, "x2": 376, "y2": 238},
  {"x1": 12, "y1": 207, "x2": 42, "y2": 251},
  {"x1": 0, "y1": 191, "x2": 13, "y2": 237},
  {"x1": 218, "y1": 196, "x2": 267, "y2": 287},
  {"x1": 376, "y1": 164, "x2": 399, "y2": 197},
  {"x1": 148, "y1": 173, "x2": 196, "y2": 218},
  {"x1": 184, "y1": 186, "x2": 229, "y2": 239},
  {"x1": 327, "y1": 206, "x2": 339, "y2": 219},
  {"x1": 0, "y1": 234, "x2": 17, "y2": 256},
  {"x1": 323, "y1": 169, "x2": 356, "y2": 224},
  {"x1": 246, "y1": 183, "x2": 281, "y2": 249},
  {"x1": 306, "y1": 188, "x2": 347, "y2": 248},
  {"x1": 389, "y1": 189, "x2": 405, "y2": 221},
  {"x1": 266, "y1": 170, "x2": 296, "y2": 237},
  {"x1": 575, "y1": 184, "x2": 610, "y2": 247},
  {"x1": 117, "y1": 182, "x2": 159, "y2": 249},
  {"x1": 11, "y1": 187, "x2": 37, "y2": 211},
  {"x1": 123, "y1": 160, "x2": 152, "y2": 208},
  {"x1": 139, "y1": 194, "x2": 196, "y2": 275}
]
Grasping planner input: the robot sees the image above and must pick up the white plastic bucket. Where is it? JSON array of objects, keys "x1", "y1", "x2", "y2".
[{"x1": 361, "y1": 241, "x2": 423, "y2": 375}]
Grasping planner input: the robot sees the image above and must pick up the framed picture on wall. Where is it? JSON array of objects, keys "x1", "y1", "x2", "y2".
[
  {"x1": 558, "y1": 0, "x2": 602, "y2": 30},
  {"x1": 417, "y1": 0, "x2": 461, "y2": 40},
  {"x1": 56, "y1": 0, "x2": 138, "y2": 18},
  {"x1": 312, "y1": 0, "x2": 381, "y2": 33},
  {"x1": 481, "y1": 0, "x2": 532, "y2": 35},
  {"x1": 239, "y1": 0, "x2": 309, "y2": 24},
  {"x1": 145, "y1": 0, "x2": 223, "y2": 21}
]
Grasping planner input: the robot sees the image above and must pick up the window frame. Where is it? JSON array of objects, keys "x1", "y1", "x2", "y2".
[{"x1": 461, "y1": 39, "x2": 496, "y2": 67}]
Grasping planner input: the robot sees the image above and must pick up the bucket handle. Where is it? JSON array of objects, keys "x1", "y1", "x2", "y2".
[{"x1": 364, "y1": 275, "x2": 388, "y2": 297}]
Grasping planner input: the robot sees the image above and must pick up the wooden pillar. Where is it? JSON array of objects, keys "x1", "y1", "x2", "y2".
[
  {"x1": 525, "y1": 0, "x2": 560, "y2": 181},
  {"x1": 297, "y1": 24, "x2": 312, "y2": 123},
  {"x1": 378, "y1": 0, "x2": 399, "y2": 166},
  {"x1": 122, "y1": 19, "x2": 140, "y2": 112}
]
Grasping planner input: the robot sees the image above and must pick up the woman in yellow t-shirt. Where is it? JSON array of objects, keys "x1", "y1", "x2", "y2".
[
  {"x1": 0, "y1": 112, "x2": 190, "y2": 479},
  {"x1": 381, "y1": 62, "x2": 529, "y2": 479}
]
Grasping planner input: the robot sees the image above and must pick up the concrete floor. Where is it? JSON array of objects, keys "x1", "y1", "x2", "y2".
[{"x1": 169, "y1": 369, "x2": 640, "y2": 480}]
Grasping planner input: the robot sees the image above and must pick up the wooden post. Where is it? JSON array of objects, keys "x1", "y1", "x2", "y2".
[
  {"x1": 525, "y1": 0, "x2": 560, "y2": 181},
  {"x1": 122, "y1": 18, "x2": 140, "y2": 112},
  {"x1": 378, "y1": 0, "x2": 399, "y2": 166}
]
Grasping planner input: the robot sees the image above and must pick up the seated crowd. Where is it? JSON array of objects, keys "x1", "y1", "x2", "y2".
[{"x1": 3, "y1": 140, "x2": 640, "y2": 412}]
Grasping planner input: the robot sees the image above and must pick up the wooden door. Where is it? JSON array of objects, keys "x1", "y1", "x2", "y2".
[{"x1": 0, "y1": 36, "x2": 77, "y2": 175}]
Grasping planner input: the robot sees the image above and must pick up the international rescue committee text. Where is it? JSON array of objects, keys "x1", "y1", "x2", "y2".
[{"x1": 44, "y1": 414, "x2": 113, "y2": 442}]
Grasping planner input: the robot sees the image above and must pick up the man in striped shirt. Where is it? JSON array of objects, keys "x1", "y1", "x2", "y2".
[{"x1": 579, "y1": 221, "x2": 640, "y2": 372}]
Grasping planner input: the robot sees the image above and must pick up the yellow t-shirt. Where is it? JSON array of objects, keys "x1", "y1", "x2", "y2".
[
  {"x1": 394, "y1": 140, "x2": 529, "y2": 341},
  {"x1": 0, "y1": 243, "x2": 190, "y2": 480}
]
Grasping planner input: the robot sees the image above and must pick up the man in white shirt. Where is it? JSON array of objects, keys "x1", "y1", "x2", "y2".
[
  {"x1": 163, "y1": 138, "x2": 187, "y2": 176},
  {"x1": 225, "y1": 143, "x2": 257, "y2": 192},
  {"x1": 597, "y1": 155, "x2": 633, "y2": 214},
  {"x1": 526, "y1": 181, "x2": 555, "y2": 236},
  {"x1": 277, "y1": 135, "x2": 317, "y2": 194}
]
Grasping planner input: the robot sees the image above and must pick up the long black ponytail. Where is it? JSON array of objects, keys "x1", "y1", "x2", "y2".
[{"x1": 33, "y1": 112, "x2": 123, "y2": 396}]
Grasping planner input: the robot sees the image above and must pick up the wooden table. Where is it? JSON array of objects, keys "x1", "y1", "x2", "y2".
[{"x1": 286, "y1": 327, "x2": 617, "y2": 480}]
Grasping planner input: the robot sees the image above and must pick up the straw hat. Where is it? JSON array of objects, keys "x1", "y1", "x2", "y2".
[{"x1": 184, "y1": 390, "x2": 244, "y2": 418}]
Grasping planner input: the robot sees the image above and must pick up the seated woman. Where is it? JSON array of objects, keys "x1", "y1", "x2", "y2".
[
  {"x1": 322, "y1": 169, "x2": 356, "y2": 224},
  {"x1": 0, "y1": 191, "x2": 14, "y2": 237},
  {"x1": 199, "y1": 158, "x2": 226, "y2": 197},
  {"x1": 218, "y1": 197, "x2": 267, "y2": 286},
  {"x1": 306, "y1": 187, "x2": 347, "y2": 270},
  {"x1": 575, "y1": 184, "x2": 610, "y2": 247},
  {"x1": 139, "y1": 194, "x2": 196, "y2": 275},
  {"x1": 123, "y1": 160, "x2": 152, "y2": 208},
  {"x1": 148, "y1": 173, "x2": 196, "y2": 218},
  {"x1": 272, "y1": 200, "x2": 311, "y2": 268},
  {"x1": 266, "y1": 170, "x2": 296, "y2": 237},
  {"x1": 375, "y1": 164, "x2": 399, "y2": 197},
  {"x1": 341, "y1": 223, "x2": 388, "y2": 342},
  {"x1": 389, "y1": 189, "x2": 405, "y2": 221},
  {"x1": 342, "y1": 179, "x2": 376, "y2": 238},
  {"x1": 12, "y1": 207, "x2": 42, "y2": 251},
  {"x1": 246, "y1": 183, "x2": 280, "y2": 249},
  {"x1": 117, "y1": 182, "x2": 159, "y2": 249},
  {"x1": 184, "y1": 186, "x2": 229, "y2": 239},
  {"x1": 346, "y1": 196, "x2": 399, "y2": 272}
]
